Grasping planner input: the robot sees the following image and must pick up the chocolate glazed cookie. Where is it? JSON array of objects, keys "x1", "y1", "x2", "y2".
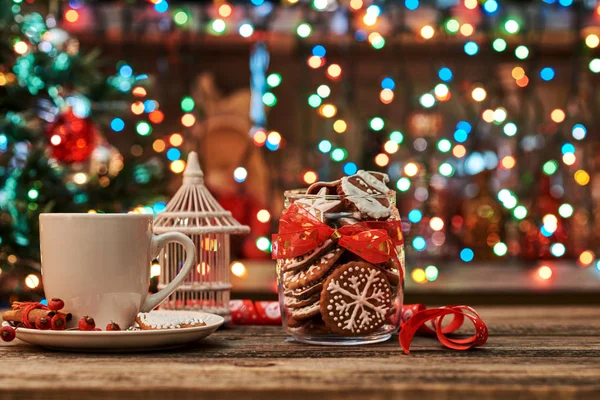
[{"x1": 320, "y1": 262, "x2": 393, "y2": 336}]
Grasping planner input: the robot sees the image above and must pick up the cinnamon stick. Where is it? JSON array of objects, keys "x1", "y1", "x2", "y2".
[{"x1": 2, "y1": 308, "x2": 71, "y2": 324}]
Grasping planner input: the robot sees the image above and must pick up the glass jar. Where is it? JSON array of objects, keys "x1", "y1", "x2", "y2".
[{"x1": 275, "y1": 190, "x2": 404, "y2": 345}]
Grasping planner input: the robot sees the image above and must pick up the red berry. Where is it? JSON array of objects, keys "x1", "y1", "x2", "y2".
[
  {"x1": 35, "y1": 316, "x2": 52, "y2": 330},
  {"x1": 51, "y1": 314, "x2": 67, "y2": 330},
  {"x1": 78, "y1": 316, "x2": 96, "y2": 331},
  {"x1": 47, "y1": 298, "x2": 65, "y2": 311},
  {"x1": 0, "y1": 326, "x2": 16, "y2": 342},
  {"x1": 106, "y1": 322, "x2": 121, "y2": 331}
]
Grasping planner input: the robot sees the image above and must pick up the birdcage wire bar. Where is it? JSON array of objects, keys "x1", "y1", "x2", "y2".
[{"x1": 154, "y1": 152, "x2": 249, "y2": 321}]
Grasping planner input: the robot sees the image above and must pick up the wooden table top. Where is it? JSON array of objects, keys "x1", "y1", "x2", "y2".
[{"x1": 1, "y1": 306, "x2": 600, "y2": 400}]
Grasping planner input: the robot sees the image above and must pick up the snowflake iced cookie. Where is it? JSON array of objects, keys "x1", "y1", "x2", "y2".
[
  {"x1": 283, "y1": 247, "x2": 345, "y2": 290},
  {"x1": 338, "y1": 170, "x2": 394, "y2": 220},
  {"x1": 135, "y1": 312, "x2": 206, "y2": 330},
  {"x1": 320, "y1": 261, "x2": 393, "y2": 336}
]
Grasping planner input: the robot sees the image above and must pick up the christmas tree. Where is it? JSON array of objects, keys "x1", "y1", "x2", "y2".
[{"x1": 0, "y1": 3, "x2": 165, "y2": 303}]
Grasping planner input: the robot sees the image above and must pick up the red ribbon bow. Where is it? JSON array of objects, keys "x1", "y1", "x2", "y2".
[
  {"x1": 400, "y1": 304, "x2": 488, "y2": 354},
  {"x1": 272, "y1": 204, "x2": 404, "y2": 264}
]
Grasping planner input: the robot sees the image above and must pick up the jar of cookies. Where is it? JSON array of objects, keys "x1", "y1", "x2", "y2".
[{"x1": 272, "y1": 170, "x2": 405, "y2": 345}]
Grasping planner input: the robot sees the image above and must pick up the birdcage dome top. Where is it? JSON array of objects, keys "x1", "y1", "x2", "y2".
[{"x1": 154, "y1": 152, "x2": 250, "y2": 235}]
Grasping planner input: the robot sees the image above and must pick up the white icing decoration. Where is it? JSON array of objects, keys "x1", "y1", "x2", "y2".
[
  {"x1": 340, "y1": 170, "x2": 392, "y2": 219},
  {"x1": 326, "y1": 267, "x2": 390, "y2": 333}
]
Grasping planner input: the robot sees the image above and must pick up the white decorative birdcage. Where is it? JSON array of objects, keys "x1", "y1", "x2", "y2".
[{"x1": 154, "y1": 151, "x2": 249, "y2": 321}]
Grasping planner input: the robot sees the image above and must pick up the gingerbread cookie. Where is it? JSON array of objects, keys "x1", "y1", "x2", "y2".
[
  {"x1": 135, "y1": 312, "x2": 206, "y2": 330},
  {"x1": 283, "y1": 247, "x2": 345, "y2": 290},
  {"x1": 282, "y1": 239, "x2": 335, "y2": 272},
  {"x1": 284, "y1": 293, "x2": 320, "y2": 309},
  {"x1": 289, "y1": 302, "x2": 321, "y2": 321},
  {"x1": 320, "y1": 261, "x2": 393, "y2": 336},
  {"x1": 306, "y1": 180, "x2": 340, "y2": 195},
  {"x1": 284, "y1": 281, "x2": 324, "y2": 300},
  {"x1": 289, "y1": 316, "x2": 329, "y2": 334},
  {"x1": 338, "y1": 170, "x2": 394, "y2": 220}
]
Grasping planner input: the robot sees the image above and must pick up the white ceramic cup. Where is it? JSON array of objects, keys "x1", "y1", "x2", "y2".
[{"x1": 39, "y1": 213, "x2": 195, "y2": 329}]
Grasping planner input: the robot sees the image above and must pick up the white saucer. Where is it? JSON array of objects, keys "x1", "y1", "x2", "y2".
[{"x1": 15, "y1": 311, "x2": 224, "y2": 352}]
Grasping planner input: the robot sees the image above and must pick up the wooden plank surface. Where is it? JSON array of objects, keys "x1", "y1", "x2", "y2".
[{"x1": 1, "y1": 306, "x2": 600, "y2": 400}]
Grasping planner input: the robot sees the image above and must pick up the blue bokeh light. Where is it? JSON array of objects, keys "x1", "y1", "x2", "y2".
[
  {"x1": 561, "y1": 143, "x2": 575, "y2": 155},
  {"x1": 381, "y1": 77, "x2": 396, "y2": 90},
  {"x1": 438, "y1": 67, "x2": 453, "y2": 82},
  {"x1": 110, "y1": 118, "x2": 125, "y2": 132},
  {"x1": 343, "y1": 162, "x2": 358, "y2": 175},
  {"x1": 413, "y1": 236, "x2": 426, "y2": 251},
  {"x1": 483, "y1": 0, "x2": 499, "y2": 13},
  {"x1": 460, "y1": 248, "x2": 474, "y2": 262},
  {"x1": 454, "y1": 129, "x2": 468, "y2": 143},
  {"x1": 540, "y1": 67, "x2": 555, "y2": 81},
  {"x1": 312, "y1": 45, "x2": 326, "y2": 58},
  {"x1": 408, "y1": 209, "x2": 422, "y2": 223},
  {"x1": 405, "y1": 0, "x2": 419, "y2": 11},
  {"x1": 464, "y1": 41, "x2": 479, "y2": 56},
  {"x1": 166, "y1": 148, "x2": 181, "y2": 161},
  {"x1": 456, "y1": 121, "x2": 472, "y2": 134},
  {"x1": 154, "y1": 0, "x2": 168, "y2": 13}
]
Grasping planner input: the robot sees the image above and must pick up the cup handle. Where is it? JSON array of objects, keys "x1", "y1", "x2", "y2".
[{"x1": 140, "y1": 232, "x2": 196, "y2": 312}]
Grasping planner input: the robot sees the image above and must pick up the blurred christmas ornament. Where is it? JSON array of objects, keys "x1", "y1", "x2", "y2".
[
  {"x1": 89, "y1": 141, "x2": 123, "y2": 178},
  {"x1": 45, "y1": 109, "x2": 97, "y2": 164}
]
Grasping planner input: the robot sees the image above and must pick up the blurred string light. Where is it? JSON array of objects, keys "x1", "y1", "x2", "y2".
[
  {"x1": 234, "y1": 167, "x2": 248, "y2": 183},
  {"x1": 327, "y1": 64, "x2": 342, "y2": 80},
  {"x1": 343, "y1": 162, "x2": 358, "y2": 175},
  {"x1": 396, "y1": 177, "x2": 411, "y2": 191},
  {"x1": 424, "y1": 265, "x2": 438, "y2": 281},
  {"x1": 390, "y1": 130, "x2": 404, "y2": 143},
  {"x1": 471, "y1": 87, "x2": 486, "y2": 102},
  {"x1": 515, "y1": 45, "x2": 529, "y2": 60},
  {"x1": 586, "y1": 34, "x2": 600, "y2": 49},
  {"x1": 505, "y1": 19, "x2": 519, "y2": 34},
  {"x1": 572, "y1": 124, "x2": 586, "y2": 140},
  {"x1": 411, "y1": 268, "x2": 426, "y2": 284},
  {"x1": 408, "y1": 209, "x2": 422, "y2": 223},
  {"x1": 460, "y1": 248, "x2": 474, "y2": 262},
  {"x1": 370, "y1": 117, "x2": 384, "y2": 131},
  {"x1": 174, "y1": 9, "x2": 189, "y2": 26},
  {"x1": 438, "y1": 67, "x2": 452, "y2": 82},
  {"x1": 405, "y1": 0, "x2": 419, "y2": 11},
  {"x1": 239, "y1": 23, "x2": 254, "y2": 38},
  {"x1": 540, "y1": 67, "x2": 555, "y2": 81},
  {"x1": 446, "y1": 19, "x2": 459, "y2": 34},
  {"x1": 334, "y1": 119, "x2": 347, "y2": 133},
  {"x1": 297, "y1": 23, "x2": 312, "y2": 38},
  {"x1": 492, "y1": 38, "x2": 507, "y2": 52},
  {"x1": 420, "y1": 25, "x2": 434, "y2": 39},
  {"x1": 381, "y1": 77, "x2": 395, "y2": 90},
  {"x1": 483, "y1": 0, "x2": 499, "y2": 13},
  {"x1": 464, "y1": 41, "x2": 478, "y2": 56},
  {"x1": 538, "y1": 266, "x2": 553, "y2": 280},
  {"x1": 460, "y1": 23, "x2": 474, "y2": 36}
]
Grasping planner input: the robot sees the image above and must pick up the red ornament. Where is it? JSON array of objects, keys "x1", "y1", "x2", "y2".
[{"x1": 45, "y1": 110, "x2": 97, "y2": 163}]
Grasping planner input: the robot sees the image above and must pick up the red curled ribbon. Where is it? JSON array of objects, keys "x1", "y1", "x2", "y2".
[
  {"x1": 400, "y1": 304, "x2": 488, "y2": 354},
  {"x1": 272, "y1": 204, "x2": 404, "y2": 264}
]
